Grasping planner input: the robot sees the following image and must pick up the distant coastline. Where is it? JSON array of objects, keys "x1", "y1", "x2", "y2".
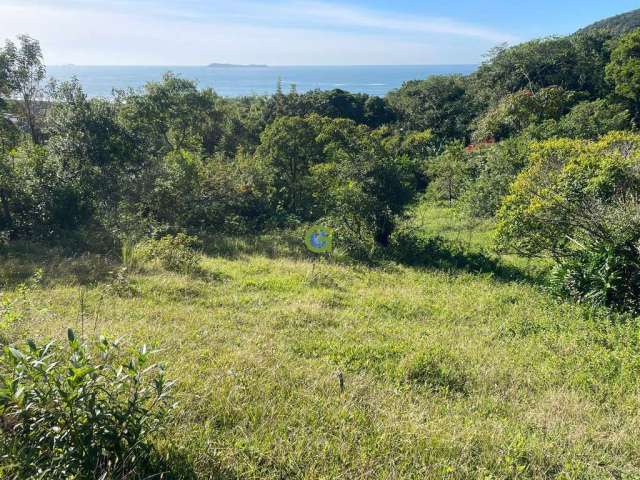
[
  {"x1": 207, "y1": 63, "x2": 268, "y2": 68},
  {"x1": 45, "y1": 64, "x2": 478, "y2": 98}
]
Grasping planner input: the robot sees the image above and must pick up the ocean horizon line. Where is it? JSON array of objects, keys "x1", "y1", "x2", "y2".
[{"x1": 47, "y1": 63, "x2": 479, "y2": 68}]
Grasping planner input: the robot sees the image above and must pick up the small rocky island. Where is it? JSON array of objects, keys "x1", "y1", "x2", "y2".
[{"x1": 207, "y1": 63, "x2": 268, "y2": 68}]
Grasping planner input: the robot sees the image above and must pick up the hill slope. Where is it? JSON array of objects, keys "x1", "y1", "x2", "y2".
[
  {"x1": 5, "y1": 206, "x2": 640, "y2": 478},
  {"x1": 578, "y1": 8, "x2": 640, "y2": 36}
]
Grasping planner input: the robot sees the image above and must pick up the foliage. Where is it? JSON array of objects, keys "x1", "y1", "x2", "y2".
[
  {"x1": 0, "y1": 331, "x2": 174, "y2": 479},
  {"x1": 472, "y1": 86, "x2": 579, "y2": 142},
  {"x1": 313, "y1": 118, "x2": 416, "y2": 256},
  {"x1": 135, "y1": 233, "x2": 202, "y2": 274},
  {"x1": 256, "y1": 115, "x2": 324, "y2": 218},
  {"x1": 525, "y1": 99, "x2": 633, "y2": 140},
  {"x1": 471, "y1": 32, "x2": 613, "y2": 106},
  {"x1": 578, "y1": 8, "x2": 640, "y2": 37},
  {"x1": 458, "y1": 137, "x2": 529, "y2": 217},
  {"x1": 606, "y1": 28, "x2": 640, "y2": 117},
  {"x1": 496, "y1": 132, "x2": 640, "y2": 312},
  {"x1": 2, "y1": 35, "x2": 46, "y2": 144},
  {"x1": 264, "y1": 88, "x2": 395, "y2": 128},
  {"x1": 426, "y1": 142, "x2": 470, "y2": 205},
  {"x1": 549, "y1": 242, "x2": 640, "y2": 314},
  {"x1": 388, "y1": 75, "x2": 478, "y2": 142}
]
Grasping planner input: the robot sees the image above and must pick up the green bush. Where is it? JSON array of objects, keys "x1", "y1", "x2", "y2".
[
  {"x1": 497, "y1": 132, "x2": 640, "y2": 313},
  {"x1": 135, "y1": 233, "x2": 202, "y2": 274},
  {"x1": 550, "y1": 243, "x2": 640, "y2": 314},
  {"x1": 0, "y1": 330, "x2": 175, "y2": 479}
]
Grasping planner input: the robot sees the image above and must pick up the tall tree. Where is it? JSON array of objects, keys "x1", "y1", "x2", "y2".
[
  {"x1": 606, "y1": 28, "x2": 640, "y2": 119},
  {"x1": 3, "y1": 35, "x2": 46, "y2": 144}
]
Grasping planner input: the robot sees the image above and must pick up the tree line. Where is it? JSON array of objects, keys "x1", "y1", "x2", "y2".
[{"x1": 1, "y1": 27, "x2": 640, "y2": 312}]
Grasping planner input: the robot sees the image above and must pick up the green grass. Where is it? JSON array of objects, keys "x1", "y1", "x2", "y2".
[{"x1": 2, "y1": 207, "x2": 640, "y2": 478}]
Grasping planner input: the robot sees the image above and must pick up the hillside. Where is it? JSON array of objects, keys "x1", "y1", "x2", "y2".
[
  {"x1": 4, "y1": 206, "x2": 640, "y2": 478},
  {"x1": 578, "y1": 8, "x2": 640, "y2": 36}
]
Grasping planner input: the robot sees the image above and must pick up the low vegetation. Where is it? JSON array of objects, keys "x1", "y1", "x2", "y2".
[
  {"x1": 0, "y1": 330, "x2": 175, "y2": 479},
  {"x1": 1, "y1": 208, "x2": 640, "y2": 478}
]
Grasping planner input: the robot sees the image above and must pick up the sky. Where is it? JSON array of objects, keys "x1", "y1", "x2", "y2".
[{"x1": 0, "y1": 0, "x2": 638, "y2": 66}]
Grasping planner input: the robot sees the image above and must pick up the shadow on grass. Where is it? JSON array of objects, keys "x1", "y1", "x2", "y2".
[
  {"x1": 389, "y1": 233, "x2": 544, "y2": 285},
  {"x1": 0, "y1": 241, "x2": 117, "y2": 289},
  {"x1": 200, "y1": 232, "x2": 308, "y2": 261}
]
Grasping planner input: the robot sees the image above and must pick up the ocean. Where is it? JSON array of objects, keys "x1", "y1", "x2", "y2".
[{"x1": 46, "y1": 65, "x2": 477, "y2": 98}]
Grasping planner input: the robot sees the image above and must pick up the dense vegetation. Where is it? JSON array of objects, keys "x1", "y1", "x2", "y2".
[
  {"x1": 579, "y1": 8, "x2": 640, "y2": 36},
  {"x1": 1, "y1": 10, "x2": 640, "y2": 478}
]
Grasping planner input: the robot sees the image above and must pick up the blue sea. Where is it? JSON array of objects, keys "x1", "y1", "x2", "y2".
[{"x1": 46, "y1": 65, "x2": 477, "y2": 98}]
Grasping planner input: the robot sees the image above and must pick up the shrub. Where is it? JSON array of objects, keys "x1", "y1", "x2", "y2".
[
  {"x1": 0, "y1": 330, "x2": 175, "y2": 479},
  {"x1": 549, "y1": 242, "x2": 640, "y2": 314},
  {"x1": 497, "y1": 132, "x2": 640, "y2": 313},
  {"x1": 135, "y1": 233, "x2": 201, "y2": 274},
  {"x1": 458, "y1": 137, "x2": 529, "y2": 218}
]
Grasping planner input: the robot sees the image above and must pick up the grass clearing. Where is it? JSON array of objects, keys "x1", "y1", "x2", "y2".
[{"x1": 2, "y1": 207, "x2": 640, "y2": 478}]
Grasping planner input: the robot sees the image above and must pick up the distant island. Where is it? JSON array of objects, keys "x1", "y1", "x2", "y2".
[{"x1": 207, "y1": 63, "x2": 268, "y2": 68}]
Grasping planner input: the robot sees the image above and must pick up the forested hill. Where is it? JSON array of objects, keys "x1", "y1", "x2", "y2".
[{"x1": 578, "y1": 8, "x2": 640, "y2": 36}]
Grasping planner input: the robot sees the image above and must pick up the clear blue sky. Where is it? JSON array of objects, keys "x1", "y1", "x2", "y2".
[{"x1": 0, "y1": 0, "x2": 637, "y2": 65}]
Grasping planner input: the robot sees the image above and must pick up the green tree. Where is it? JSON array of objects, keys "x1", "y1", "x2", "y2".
[
  {"x1": 116, "y1": 73, "x2": 223, "y2": 155},
  {"x1": 458, "y1": 137, "x2": 529, "y2": 217},
  {"x1": 606, "y1": 28, "x2": 640, "y2": 118},
  {"x1": 313, "y1": 118, "x2": 416, "y2": 253},
  {"x1": 3, "y1": 35, "x2": 46, "y2": 144},
  {"x1": 472, "y1": 86, "x2": 579, "y2": 142},
  {"x1": 256, "y1": 115, "x2": 324, "y2": 218},
  {"x1": 496, "y1": 133, "x2": 640, "y2": 312},
  {"x1": 427, "y1": 142, "x2": 469, "y2": 206},
  {"x1": 387, "y1": 75, "x2": 477, "y2": 142},
  {"x1": 472, "y1": 32, "x2": 613, "y2": 107}
]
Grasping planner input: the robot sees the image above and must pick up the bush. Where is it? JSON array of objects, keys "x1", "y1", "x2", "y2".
[
  {"x1": 0, "y1": 330, "x2": 175, "y2": 479},
  {"x1": 549, "y1": 242, "x2": 640, "y2": 314},
  {"x1": 135, "y1": 233, "x2": 202, "y2": 274},
  {"x1": 458, "y1": 137, "x2": 529, "y2": 218},
  {"x1": 497, "y1": 132, "x2": 640, "y2": 313}
]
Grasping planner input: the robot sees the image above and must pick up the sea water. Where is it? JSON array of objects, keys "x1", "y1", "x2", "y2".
[{"x1": 46, "y1": 64, "x2": 477, "y2": 98}]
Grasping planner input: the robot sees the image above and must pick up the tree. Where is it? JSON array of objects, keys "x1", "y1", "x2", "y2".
[
  {"x1": 312, "y1": 118, "x2": 416, "y2": 253},
  {"x1": 471, "y1": 33, "x2": 613, "y2": 107},
  {"x1": 557, "y1": 99, "x2": 631, "y2": 139},
  {"x1": 472, "y1": 86, "x2": 579, "y2": 142},
  {"x1": 427, "y1": 142, "x2": 469, "y2": 206},
  {"x1": 496, "y1": 133, "x2": 640, "y2": 312},
  {"x1": 606, "y1": 28, "x2": 640, "y2": 118},
  {"x1": 256, "y1": 115, "x2": 324, "y2": 218},
  {"x1": 458, "y1": 137, "x2": 529, "y2": 218},
  {"x1": 387, "y1": 75, "x2": 477, "y2": 143},
  {"x1": 3, "y1": 35, "x2": 46, "y2": 144},
  {"x1": 116, "y1": 73, "x2": 223, "y2": 156}
]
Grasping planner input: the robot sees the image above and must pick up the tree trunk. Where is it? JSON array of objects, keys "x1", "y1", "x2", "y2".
[
  {"x1": 23, "y1": 95, "x2": 40, "y2": 145},
  {"x1": 0, "y1": 188, "x2": 12, "y2": 229}
]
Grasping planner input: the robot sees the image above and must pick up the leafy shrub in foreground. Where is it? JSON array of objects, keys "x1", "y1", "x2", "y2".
[
  {"x1": 0, "y1": 330, "x2": 175, "y2": 479},
  {"x1": 135, "y1": 233, "x2": 201, "y2": 274},
  {"x1": 549, "y1": 242, "x2": 640, "y2": 314}
]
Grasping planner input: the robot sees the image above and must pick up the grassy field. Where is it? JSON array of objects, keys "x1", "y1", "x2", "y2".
[{"x1": 2, "y1": 206, "x2": 640, "y2": 479}]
